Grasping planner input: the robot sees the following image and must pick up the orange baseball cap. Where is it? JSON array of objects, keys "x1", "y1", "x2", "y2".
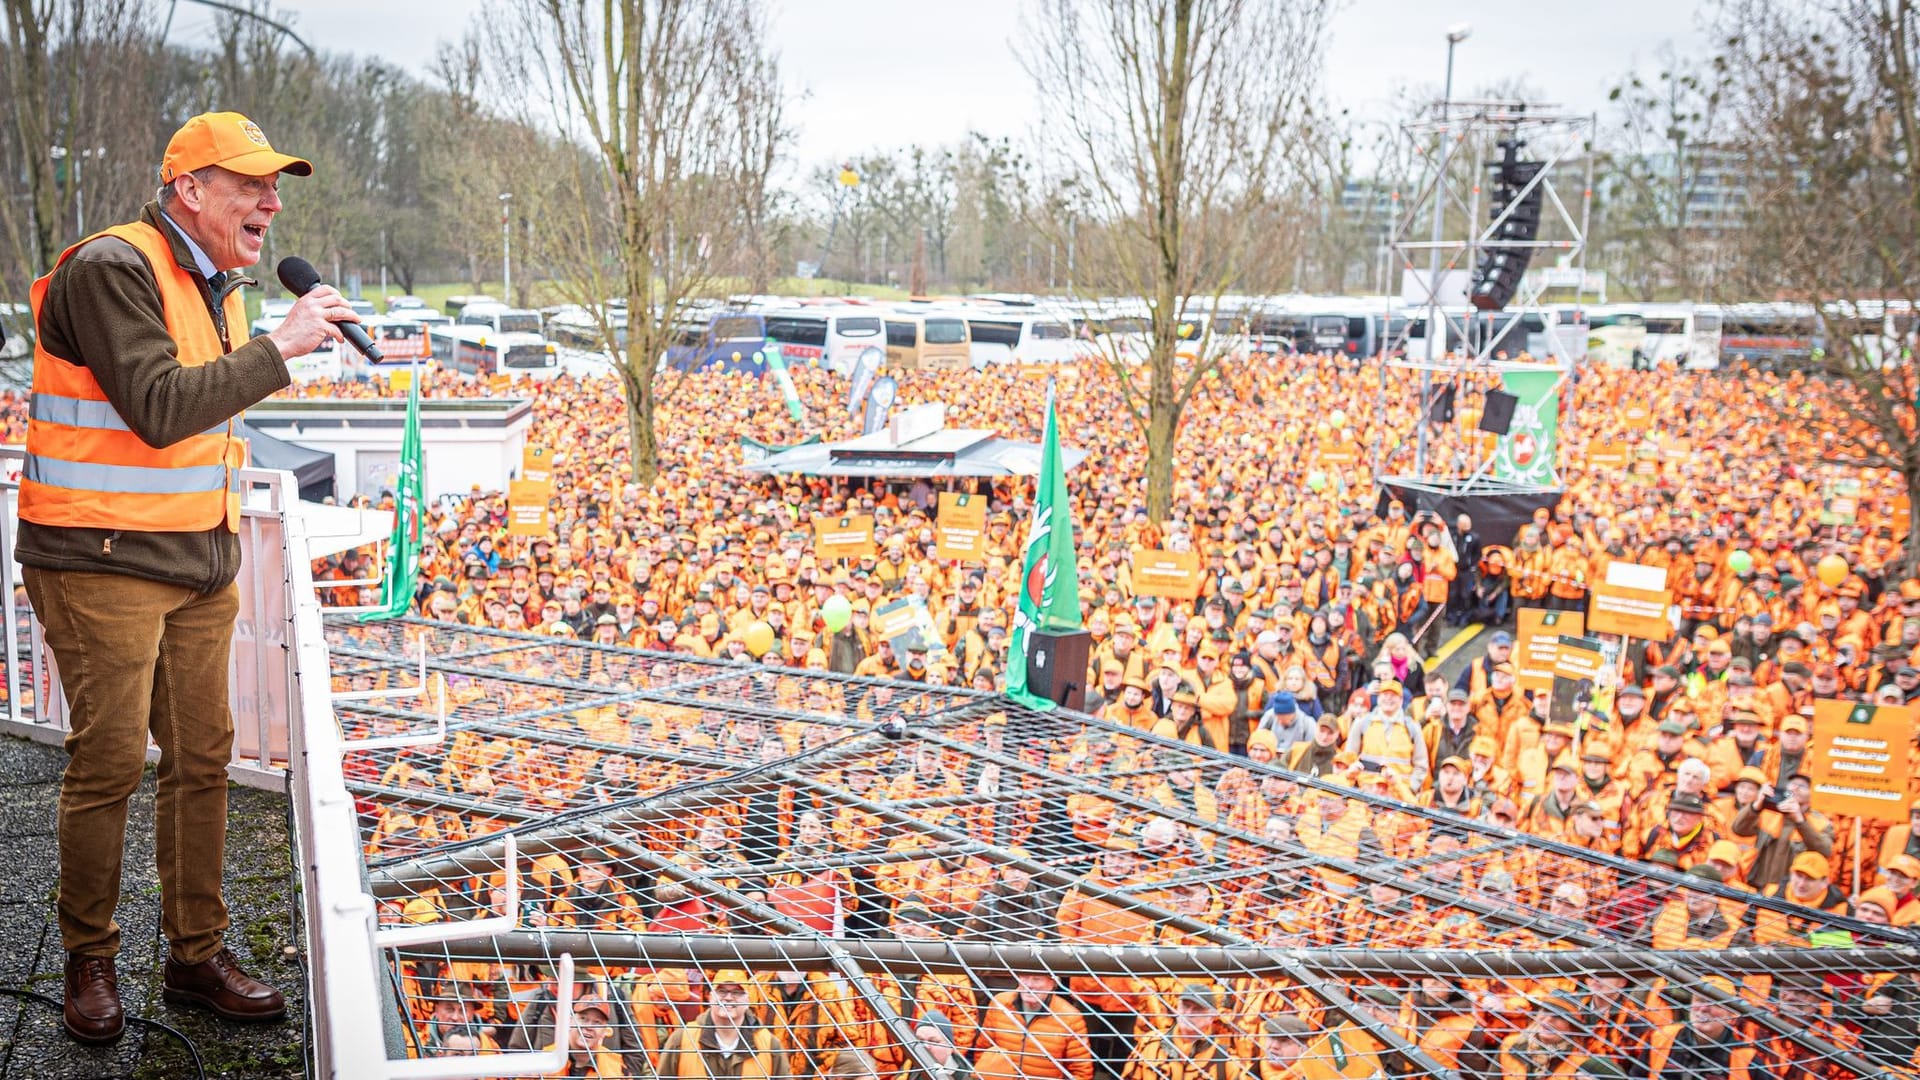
[{"x1": 160, "y1": 112, "x2": 313, "y2": 183}]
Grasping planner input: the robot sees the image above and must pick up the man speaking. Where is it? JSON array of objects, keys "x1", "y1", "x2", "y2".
[{"x1": 17, "y1": 111, "x2": 353, "y2": 1044}]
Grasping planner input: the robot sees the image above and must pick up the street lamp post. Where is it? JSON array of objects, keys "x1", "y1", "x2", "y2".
[
  {"x1": 500, "y1": 192, "x2": 513, "y2": 304},
  {"x1": 50, "y1": 145, "x2": 106, "y2": 236},
  {"x1": 1415, "y1": 23, "x2": 1471, "y2": 478}
]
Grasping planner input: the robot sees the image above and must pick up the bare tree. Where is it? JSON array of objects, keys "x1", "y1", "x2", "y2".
[
  {"x1": 480, "y1": 0, "x2": 787, "y2": 484},
  {"x1": 1297, "y1": 106, "x2": 1420, "y2": 295},
  {"x1": 1023, "y1": 0, "x2": 1330, "y2": 520},
  {"x1": 0, "y1": 0, "x2": 165, "y2": 299},
  {"x1": 1596, "y1": 45, "x2": 1737, "y2": 299},
  {"x1": 1716, "y1": 0, "x2": 1920, "y2": 573}
]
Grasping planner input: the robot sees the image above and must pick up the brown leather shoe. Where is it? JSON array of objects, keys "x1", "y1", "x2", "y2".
[
  {"x1": 162, "y1": 948, "x2": 286, "y2": 1022},
  {"x1": 64, "y1": 953, "x2": 125, "y2": 1043}
]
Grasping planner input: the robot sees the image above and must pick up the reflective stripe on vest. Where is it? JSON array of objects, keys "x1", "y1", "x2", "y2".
[
  {"x1": 29, "y1": 392, "x2": 230, "y2": 438},
  {"x1": 24, "y1": 457, "x2": 227, "y2": 495},
  {"x1": 21, "y1": 220, "x2": 245, "y2": 533}
]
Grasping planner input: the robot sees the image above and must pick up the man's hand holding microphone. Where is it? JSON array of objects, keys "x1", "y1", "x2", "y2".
[
  {"x1": 266, "y1": 256, "x2": 383, "y2": 361},
  {"x1": 266, "y1": 282, "x2": 355, "y2": 358}
]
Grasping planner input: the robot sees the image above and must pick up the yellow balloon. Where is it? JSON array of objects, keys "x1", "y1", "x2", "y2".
[
  {"x1": 743, "y1": 620, "x2": 775, "y2": 658},
  {"x1": 1816, "y1": 554, "x2": 1850, "y2": 588}
]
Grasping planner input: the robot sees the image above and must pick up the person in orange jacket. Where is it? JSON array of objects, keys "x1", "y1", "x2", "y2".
[
  {"x1": 1121, "y1": 984, "x2": 1246, "y2": 1080},
  {"x1": 1646, "y1": 977, "x2": 1762, "y2": 1079},
  {"x1": 1057, "y1": 843, "x2": 1155, "y2": 1079},
  {"x1": 543, "y1": 995, "x2": 631, "y2": 1079},
  {"x1": 975, "y1": 970, "x2": 1094, "y2": 1080},
  {"x1": 1495, "y1": 992, "x2": 1593, "y2": 1080},
  {"x1": 1750, "y1": 851, "x2": 1853, "y2": 946}
]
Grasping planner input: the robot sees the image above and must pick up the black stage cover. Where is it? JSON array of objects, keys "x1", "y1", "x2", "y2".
[{"x1": 1377, "y1": 477, "x2": 1561, "y2": 548}]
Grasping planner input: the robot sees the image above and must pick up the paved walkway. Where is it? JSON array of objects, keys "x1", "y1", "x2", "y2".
[{"x1": 0, "y1": 734, "x2": 306, "y2": 1080}]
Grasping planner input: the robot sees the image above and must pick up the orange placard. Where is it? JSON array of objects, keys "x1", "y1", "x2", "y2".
[
  {"x1": 1808, "y1": 700, "x2": 1913, "y2": 821},
  {"x1": 1513, "y1": 607, "x2": 1584, "y2": 694},
  {"x1": 934, "y1": 492, "x2": 988, "y2": 560},
  {"x1": 1130, "y1": 547, "x2": 1203, "y2": 600},
  {"x1": 1588, "y1": 436, "x2": 1631, "y2": 468},
  {"x1": 1587, "y1": 581, "x2": 1674, "y2": 641},
  {"x1": 1622, "y1": 401, "x2": 1653, "y2": 430},
  {"x1": 813, "y1": 514, "x2": 876, "y2": 561},
  {"x1": 521, "y1": 445, "x2": 553, "y2": 489},
  {"x1": 387, "y1": 368, "x2": 412, "y2": 392},
  {"x1": 506, "y1": 479, "x2": 550, "y2": 536},
  {"x1": 1319, "y1": 440, "x2": 1359, "y2": 465},
  {"x1": 488, "y1": 373, "x2": 512, "y2": 394}
]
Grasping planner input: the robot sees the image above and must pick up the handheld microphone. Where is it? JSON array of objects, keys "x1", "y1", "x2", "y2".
[{"x1": 275, "y1": 256, "x2": 382, "y2": 361}]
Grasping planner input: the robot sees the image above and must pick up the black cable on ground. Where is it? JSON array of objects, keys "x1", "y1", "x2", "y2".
[{"x1": 0, "y1": 986, "x2": 207, "y2": 1080}]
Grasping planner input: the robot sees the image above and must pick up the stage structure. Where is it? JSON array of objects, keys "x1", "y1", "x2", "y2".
[{"x1": 1380, "y1": 99, "x2": 1594, "y2": 530}]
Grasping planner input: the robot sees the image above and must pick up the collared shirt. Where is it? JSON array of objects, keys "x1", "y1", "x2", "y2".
[{"x1": 159, "y1": 212, "x2": 219, "y2": 280}]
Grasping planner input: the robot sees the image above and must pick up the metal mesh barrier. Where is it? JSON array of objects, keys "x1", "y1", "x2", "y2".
[{"x1": 337, "y1": 618, "x2": 1920, "y2": 1080}]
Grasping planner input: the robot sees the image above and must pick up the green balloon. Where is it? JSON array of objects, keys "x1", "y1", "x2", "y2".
[
  {"x1": 822, "y1": 594, "x2": 853, "y2": 634},
  {"x1": 1307, "y1": 471, "x2": 1328, "y2": 492},
  {"x1": 1728, "y1": 549, "x2": 1753, "y2": 575}
]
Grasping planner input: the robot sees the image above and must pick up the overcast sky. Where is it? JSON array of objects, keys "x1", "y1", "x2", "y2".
[{"x1": 173, "y1": 0, "x2": 1713, "y2": 165}]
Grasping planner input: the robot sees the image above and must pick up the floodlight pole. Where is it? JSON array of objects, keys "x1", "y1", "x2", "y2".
[{"x1": 1417, "y1": 25, "x2": 1471, "y2": 477}]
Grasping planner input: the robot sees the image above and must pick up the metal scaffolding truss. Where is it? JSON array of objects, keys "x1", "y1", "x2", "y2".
[
  {"x1": 335, "y1": 618, "x2": 1920, "y2": 1080},
  {"x1": 1387, "y1": 100, "x2": 1596, "y2": 368}
]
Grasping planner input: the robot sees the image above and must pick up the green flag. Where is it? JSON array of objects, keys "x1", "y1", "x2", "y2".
[
  {"x1": 1006, "y1": 397, "x2": 1081, "y2": 709},
  {"x1": 360, "y1": 373, "x2": 424, "y2": 621}
]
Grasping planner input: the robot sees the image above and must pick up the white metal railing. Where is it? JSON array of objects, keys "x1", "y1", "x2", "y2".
[
  {"x1": 280, "y1": 509, "x2": 572, "y2": 1078},
  {"x1": 0, "y1": 449, "x2": 569, "y2": 1078},
  {"x1": 0, "y1": 450, "x2": 297, "y2": 789}
]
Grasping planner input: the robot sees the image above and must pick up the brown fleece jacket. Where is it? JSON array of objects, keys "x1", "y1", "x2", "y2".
[{"x1": 17, "y1": 201, "x2": 292, "y2": 592}]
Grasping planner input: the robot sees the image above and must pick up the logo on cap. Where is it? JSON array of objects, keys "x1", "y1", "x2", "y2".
[{"x1": 239, "y1": 119, "x2": 269, "y2": 146}]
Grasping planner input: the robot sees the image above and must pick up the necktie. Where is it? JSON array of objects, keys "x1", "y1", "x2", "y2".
[{"x1": 207, "y1": 271, "x2": 228, "y2": 295}]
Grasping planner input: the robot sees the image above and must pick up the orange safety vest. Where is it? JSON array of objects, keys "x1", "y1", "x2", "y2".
[{"x1": 23, "y1": 220, "x2": 247, "y2": 533}]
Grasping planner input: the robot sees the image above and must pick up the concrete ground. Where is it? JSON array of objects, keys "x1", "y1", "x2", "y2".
[{"x1": 0, "y1": 734, "x2": 306, "y2": 1080}]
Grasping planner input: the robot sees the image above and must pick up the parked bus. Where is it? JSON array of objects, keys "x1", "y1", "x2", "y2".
[
  {"x1": 883, "y1": 312, "x2": 971, "y2": 371},
  {"x1": 428, "y1": 324, "x2": 558, "y2": 379},
  {"x1": 1090, "y1": 306, "x2": 1240, "y2": 365},
  {"x1": 251, "y1": 303, "x2": 339, "y2": 382},
  {"x1": 962, "y1": 309, "x2": 1082, "y2": 366},
  {"x1": 815, "y1": 307, "x2": 888, "y2": 374},
  {"x1": 1400, "y1": 306, "x2": 1561, "y2": 361},
  {"x1": 1718, "y1": 303, "x2": 1820, "y2": 368},
  {"x1": 444, "y1": 294, "x2": 499, "y2": 320},
  {"x1": 457, "y1": 304, "x2": 543, "y2": 335},
  {"x1": 342, "y1": 317, "x2": 434, "y2": 380},
  {"x1": 1585, "y1": 303, "x2": 1721, "y2": 369},
  {"x1": 663, "y1": 310, "x2": 769, "y2": 373},
  {"x1": 1822, "y1": 300, "x2": 1917, "y2": 366}
]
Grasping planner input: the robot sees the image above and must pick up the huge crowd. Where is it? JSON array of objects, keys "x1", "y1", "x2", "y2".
[{"x1": 9, "y1": 348, "x2": 1914, "y2": 1077}]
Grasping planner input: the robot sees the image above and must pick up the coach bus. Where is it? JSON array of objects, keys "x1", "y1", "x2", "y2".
[
  {"x1": 1719, "y1": 303, "x2": 1821, "y2": 369},
  {"x1": 961, "y1": 309, "x2": 1083, "y2": 366},
  {"x1": 663, "y1": 310, "x2": 771, "y2": 373},
  {"x1": 883, "y1": 311, "x2": 972, "y2": 371},
  {"x1": 341, "y1": 317, "x2": 434, "y2": 380},
  {"x1": 428, "y1": 324, "x2": 558, "y2": 380},
  {"x1": 1586, "y1": 304, "x2": 1722, "y2": 370}
]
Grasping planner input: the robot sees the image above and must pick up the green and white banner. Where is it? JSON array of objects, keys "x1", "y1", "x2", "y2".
[{"x1": 1492, "y1": 368, "x2": 1561, "y2": 485}]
